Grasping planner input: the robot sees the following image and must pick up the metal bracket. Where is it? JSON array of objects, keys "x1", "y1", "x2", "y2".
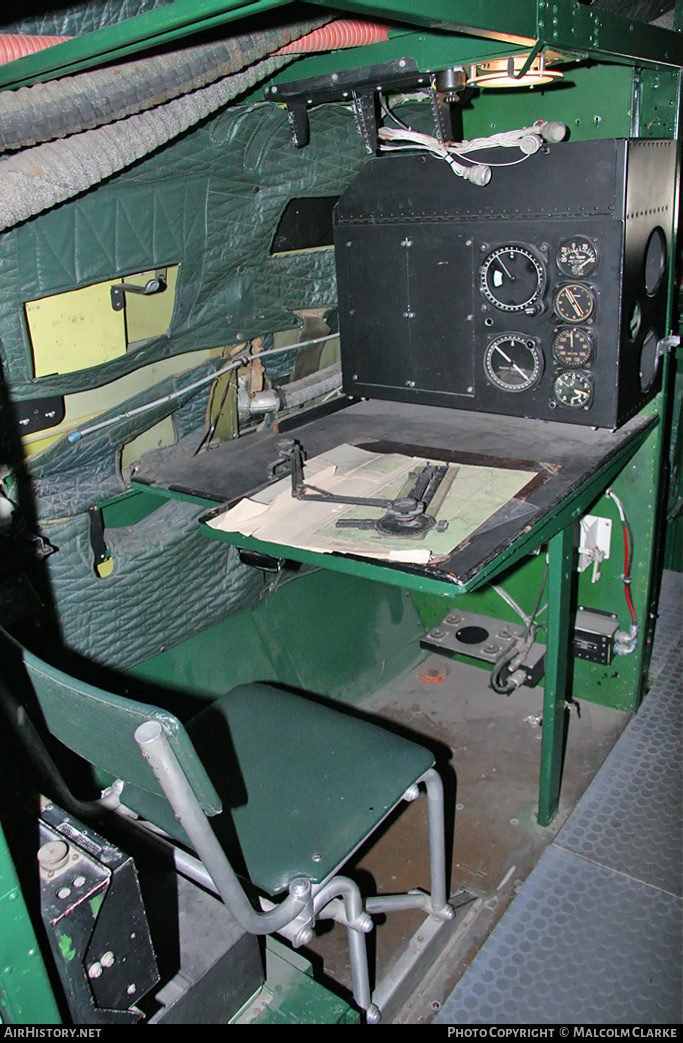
[
  {"x1": 656, "y1": 333, "x2": 681, "y2": 358},
  {"x1": 110, "y1": 270, "x2": 167, "y2": 311},
  {"x1": 264, "y1": 59, "x2": 460, "y2": 151}
]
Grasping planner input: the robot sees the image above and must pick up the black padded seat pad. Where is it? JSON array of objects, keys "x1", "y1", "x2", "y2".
[{"x1": 186, "y1": 683, "x2": 435, "y2": 895}]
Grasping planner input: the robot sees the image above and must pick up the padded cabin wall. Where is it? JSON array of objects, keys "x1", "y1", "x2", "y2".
[
  {"x1": 1, "y1": 103, "x2": 368, "y2": 399},
  {"x1": 0, "y1": 101, "x2": 370, "y2": 668}
]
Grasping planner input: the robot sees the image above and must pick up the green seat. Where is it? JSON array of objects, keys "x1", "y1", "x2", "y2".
[
  {"x1": 186, "y1": 684, "x2": 435, "y2": 895},
  {"x1": 6, "y1": 633, "x2": 453, "y2": 1023}
]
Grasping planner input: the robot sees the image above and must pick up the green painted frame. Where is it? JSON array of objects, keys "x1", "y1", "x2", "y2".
[{"x1": 200, "y1": 416, "x2": 657, "y2": 824}]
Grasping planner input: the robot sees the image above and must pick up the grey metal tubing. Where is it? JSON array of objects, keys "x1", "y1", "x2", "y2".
[
  {"x1": 134, "y1": 720, "x2": 308, "y2": 936},
  {"x1": 422, "y1": 767, "x2": 451, "y2": 916},
  {"x1": 365, "y1": 891, "x2": 430, "y2": 914},
  {"x1": 312, "y1": 876, "x2": 375, "y2": 1016},
  {"x1": 366, "y1": 769, "x2": 452, "y2": 921}
]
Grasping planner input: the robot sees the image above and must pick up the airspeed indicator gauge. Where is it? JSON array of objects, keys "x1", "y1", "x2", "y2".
[
  {"x1": 552, "y1": 328, "x2": 594, "y2": 368},
  {"x1": 479, "y1": 245, "x2": 546, "y2": 313},
  {"x1": 483, "y1": 334, "x2": 544, "y2": 393},
  {"x1": 554, "y1": 283, "x2": 595, "y2": 323}
]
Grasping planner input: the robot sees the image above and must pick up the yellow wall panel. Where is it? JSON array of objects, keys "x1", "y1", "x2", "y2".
[{"x1": 25, "y1": 282, "x2": 127, "y2": 377}]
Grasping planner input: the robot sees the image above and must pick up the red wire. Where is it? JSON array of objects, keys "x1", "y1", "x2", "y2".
[{"x1": 622, "y1": 523, "x2": 637, "y2": 624}]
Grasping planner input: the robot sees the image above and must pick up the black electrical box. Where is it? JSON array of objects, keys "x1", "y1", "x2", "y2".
[
  {"x1": 333, "y1": 138, "x2": 676, "y2": 430},
  {"x1": 573, "y1": 606, "x2": 620, "y2": 664}
]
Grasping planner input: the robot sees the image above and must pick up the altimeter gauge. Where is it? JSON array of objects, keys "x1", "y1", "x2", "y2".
[
  {"x1": 554, "y1": 283, "x2": 596, "y2": 323},
  {"x1": 483, "y1": 334, "x2": 544, "y2": 393},
  {"x1": 479, "y1": 245, "x2": 546, "y2": 313}
]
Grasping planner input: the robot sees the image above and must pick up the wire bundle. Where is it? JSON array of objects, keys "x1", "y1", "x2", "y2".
[
  {"x1": 377, "y1": 120, "x2": 567, "y2": 186},
  {"x1": 606, "y1": 488, "x2": 639, "y2": 653}
]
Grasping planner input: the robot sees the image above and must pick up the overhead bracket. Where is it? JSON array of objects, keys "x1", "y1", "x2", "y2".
[{"x1": 264, "y1": 59, "x2": 464, "y2": 151}]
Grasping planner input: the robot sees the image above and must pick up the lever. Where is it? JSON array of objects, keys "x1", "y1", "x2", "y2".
[{"x1": 110, "y1": 271, "x2": 167, "y2": 311}]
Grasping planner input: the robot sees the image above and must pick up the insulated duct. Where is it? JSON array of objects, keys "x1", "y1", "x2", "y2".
[
  {"x1": 0, "y1": 22, "x2": 325, "y2": 231},
  {"x1": 0, "y1": 17, "x2": 392, "y2": 231},
  {"x1": 0, "y1": 18, "x2": 330, "y2": 151}
]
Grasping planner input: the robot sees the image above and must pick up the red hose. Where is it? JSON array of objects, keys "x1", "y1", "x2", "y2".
[
  {"x1": 0, "y1": 34, "x2": 72, "y2": 65},
  {"x1": 0, "y1": 19, "x2": 388, "y2": 69},
  {"x1": 275, "y1": 20, "x2": 390, "y2": 54}
]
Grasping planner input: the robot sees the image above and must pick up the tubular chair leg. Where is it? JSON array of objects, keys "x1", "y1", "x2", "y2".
[
  {"x1": 422, "y1": 767, "x2": 452, "y2": 918},
  {"x1": 314, "y1": 877, "x2": 380, "y2": 1023},
  {"x1": 366, "y1": 769, "x2": 453, "y2": 921}
]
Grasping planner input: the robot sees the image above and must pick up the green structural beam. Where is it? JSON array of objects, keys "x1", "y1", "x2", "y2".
[
  {"x1": 0, "y1": 822, "x2": 61, "y2": 1024},
  {"x1": 0, "y1": 0, "x2": 291, "y2": 89},
  {"x1": 0, "y1": 0, "x2": 681, "y2": 90},
  {"x1": 303, "y1": 0, "x2": 683, "y2": 67}
]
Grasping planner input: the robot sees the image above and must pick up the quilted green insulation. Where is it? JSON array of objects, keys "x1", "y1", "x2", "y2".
[
  {"x1": 1, "y1": 99, "x2": 369, "y2": 668},
  {"x1": 2, "y1": 0, "x2": 177, "y2": 36},
  {"x1": 1, "y1": 102, "x2": 368, "y2": 400}
]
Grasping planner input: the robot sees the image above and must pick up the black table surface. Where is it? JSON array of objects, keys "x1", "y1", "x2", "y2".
[{"x1": 132, "y1": 399, "x2": 657, "y2": 587}]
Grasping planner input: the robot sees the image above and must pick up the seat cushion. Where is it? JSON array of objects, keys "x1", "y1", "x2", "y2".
[{"x1": 185, "y1": 683, "x2": 435, "y2": 896}]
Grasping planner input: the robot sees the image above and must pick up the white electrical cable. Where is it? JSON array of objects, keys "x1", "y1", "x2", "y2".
[
  {"x1": 492, "y1": 585, "x2": 531, "y2": 626},
  {"x1": 62, "y1": 334, "x2": 337, "y2": 443},
  {"x1": 378, "y1": 120, "x2": 566, "y2": 186}
]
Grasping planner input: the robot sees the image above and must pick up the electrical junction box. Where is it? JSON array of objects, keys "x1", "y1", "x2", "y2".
[{"x1": 573, "y1": 606, "x2": 620, "y2": 664}]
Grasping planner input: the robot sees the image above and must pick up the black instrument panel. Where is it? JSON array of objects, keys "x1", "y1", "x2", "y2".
[{"x1": 334, "y1": 139, "x2": 676, "y2": 429}]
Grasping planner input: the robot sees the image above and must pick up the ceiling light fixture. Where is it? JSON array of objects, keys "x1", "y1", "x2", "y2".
[{"x1": 467, "y1": 53, "x2": 564, "y2": 89}]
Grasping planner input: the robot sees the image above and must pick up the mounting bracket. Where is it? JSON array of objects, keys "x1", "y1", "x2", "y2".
[{"x1": 264, "y1": 60, "x2": 465, "y2": 152}]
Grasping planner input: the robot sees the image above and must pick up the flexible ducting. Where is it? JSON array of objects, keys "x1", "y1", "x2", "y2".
[
  {"x1": 0, "y1": 48, "x2": 298, "y2": 231},
  {"x1": 0, "y1": 35, "x2": 71, "y2": 64},
  {"x1": 279, "y1": 362, "x2": 342, "y2": 409},
  {"x1": 0, "y1": 18, "x2": 329, "y2": 152}
]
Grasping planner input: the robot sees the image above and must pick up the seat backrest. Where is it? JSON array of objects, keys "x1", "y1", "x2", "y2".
[{"x1": 4, "y1": 632, "x2": 221, "y2": 816}]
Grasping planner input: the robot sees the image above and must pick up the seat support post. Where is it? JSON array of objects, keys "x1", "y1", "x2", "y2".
[
  {"x1": 366, "y1": 769, "x2": 453, "y2": 922},
  {"x1": 421, "y1": 767, "x2": 451, "y2": 917},
  {"x1": 314, "y1": 877, "x2": 380, "y2": 1024},
  {"x1": 134, "y1": 721, "x2": 309, "y2": 936}
]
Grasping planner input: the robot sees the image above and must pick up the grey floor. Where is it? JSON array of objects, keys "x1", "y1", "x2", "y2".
[{"x1": 433, "y1": 569, "x2": 682, "y2": 1025}]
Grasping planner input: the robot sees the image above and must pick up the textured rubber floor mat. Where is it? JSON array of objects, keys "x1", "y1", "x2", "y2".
[{"x1": 434, "y1": 844, "x2": 682, "y2": 1025}]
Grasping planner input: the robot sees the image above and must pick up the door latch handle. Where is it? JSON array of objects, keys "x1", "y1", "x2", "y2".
[{"x1": 110, "y1": 271, "x2": 167, "y2": 311}]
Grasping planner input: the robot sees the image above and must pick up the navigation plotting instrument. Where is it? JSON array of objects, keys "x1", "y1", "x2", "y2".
[
  {"x1": 556, "y1": 237, "x2": 598, "y2": 277},
  {"x1": 483, "y1": 334, "x2": 544, "y2": 393},
  {"x1": 552, "y1": 328, "x2": 594, "y2": 368},
  {"x1": 479, "y1": 245, "x2": 546, "y2": 313},
  {"x1": 553, "y1": 371, "x2": 593, "y2": 409},
  {"x1": 275, "y1": 438, "x2": 452, "y2": 538},
  {"x1": 554, "y1": 283, "x2": 596, "y2": 323}
]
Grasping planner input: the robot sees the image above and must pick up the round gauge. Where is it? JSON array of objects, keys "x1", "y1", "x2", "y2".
[
  {"x1": 554, "y1": 283, "x2": 596, "y2": 323},
  {"x1": 557, "y1": 237, "x2": 598, "y2": 277},
  {"x1": 644, "y1": 227, "x2": 667, "y2": 296},
  {"x1": 483, "y1": 334, "x2": 544, "y2": 393},
  {"x1": 552, "y1": 327, "x2": 594, "y2": 368},
  {"x1": 639, "y1": 329, "x2": 660, "y2": 391},
  {"x1": 479, "y1": 245, "x2": 546, "y2": 312},
  {"x1": 553, "y1": 371, "x2": 593, "y2": 409}
]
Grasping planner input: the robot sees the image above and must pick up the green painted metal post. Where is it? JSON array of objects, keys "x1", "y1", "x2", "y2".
[
  {"x1": 0, "y1": 822, "x2": 61, "y2": 1024},
  {"x1": 537, "y1": 524, "x2": 573, "y2": 827}
]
